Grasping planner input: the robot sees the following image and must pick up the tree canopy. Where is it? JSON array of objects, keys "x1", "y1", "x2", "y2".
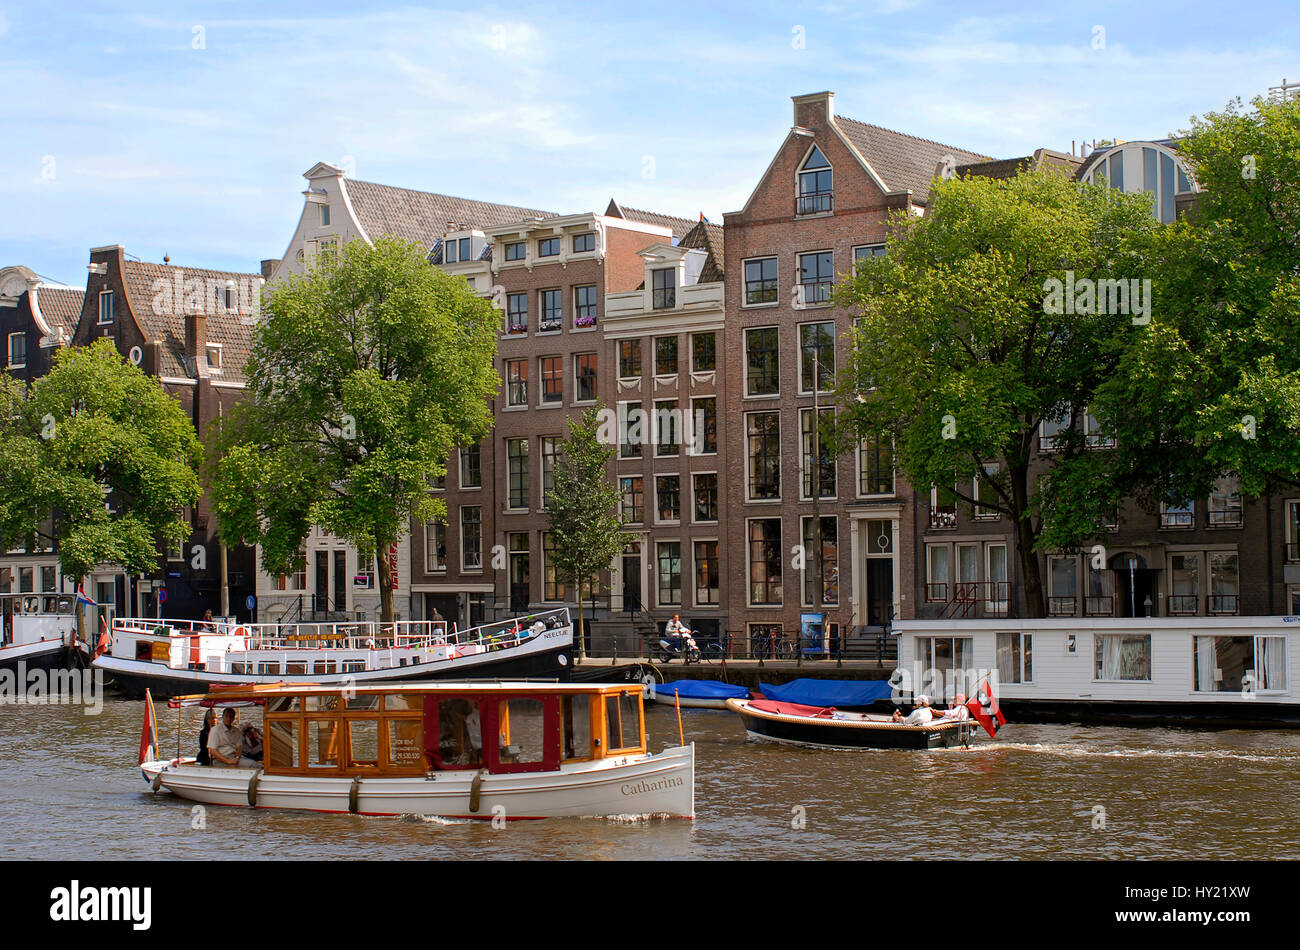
[
  {"x1": 209, "y1": 237, "x2": 500, "y2": 621},
  {"x1": 0, "y1": 339, "x2": 202, "y2": 582}
]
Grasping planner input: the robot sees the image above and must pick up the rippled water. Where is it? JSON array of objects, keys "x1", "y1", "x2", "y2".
[{"x1": 3, "y1": 697, "x2": 1300, "y2": 859}]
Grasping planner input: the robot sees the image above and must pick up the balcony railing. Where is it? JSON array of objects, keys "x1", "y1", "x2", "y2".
[
  {"x1": 1167, "y1": 594, "x2": 1198, "y2": 616},
  {"x1": 925, "y1": 582, "x2": 949, "y2": 602},
  {"x1": 796, "y1": 192, "x2": 833, "y2": 215},
  {"x1": 1161, "y1": 509, "x2": 1194, "y2": 528},
  {"x1": 1208, "y1": 593, "x2": 1240, "y2": 615},
  {"x1": 1048, "y1": 596, "x2": 1077, "y2": 616},
  {"x1": 1084, "y1": 595, "x2": 1114, "y2": 617},
  {"x1": 942, "y1": 581, "x2": 1010, "y2": 619},
  {"x1": 1207, "y1": 506, "x2": 1243, "y2": 527},
  {"x1": 929, "y1": 509, "x2": 958, "y2": 530},
  {"x1": 797, "y1": 280, "x2": 833, "y2": 306}
]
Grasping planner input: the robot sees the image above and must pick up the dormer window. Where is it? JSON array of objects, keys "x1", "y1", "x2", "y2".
[
  {"x1": 797, "y1": 145, "x2": 833, "y2": 215},
  {"x1": 98, "y1": 290, "x2": 115, "y2": 325},
  {"x1": 445, "y1": 236, "x2": 472, "y2": 263},
  {"x1": 223, "y1": 284, "x2": 236, "y2": 310},
  {"x1": 652, "y1": 268, "x2": 676, "y2": 309},
  {"x1": 206, "y1": 343, "x2": 223, "y2": 371},
  {"x1": 319, "y1": 204, "x2": 331, "y2": 227}
]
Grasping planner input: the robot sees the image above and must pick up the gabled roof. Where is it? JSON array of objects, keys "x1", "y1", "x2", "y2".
[
  {"x1": 677, "y1": 220, "x2": 725, "y2": 282},
  {"x1": 836, "y1": 116, "x2": 991, "y2": 206},
  {"x1": 604, "y1": 200, "x2": 698, "y2": 239},
  {"x1": 120, "y1": 260, "x2": 260, "y2": 381},
  {"x1": 343, "y1": 179, "x2": 554, "y2": 253},
  {"x1": 35, "y1": 286, "x2": 85, "y2": 340}
]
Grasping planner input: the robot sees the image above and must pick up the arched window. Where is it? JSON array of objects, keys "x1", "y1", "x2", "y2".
[
  {"x1": 797, "y1": 146, "x2": 833, "y2": 215},
  {"x1": 1080, "y1": 142, "x2": 1196, "y2": 224}
]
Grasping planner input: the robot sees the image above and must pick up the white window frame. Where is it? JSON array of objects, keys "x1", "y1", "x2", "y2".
[
  {"x1": 1093, "y1": 633, "x2": 1153, "y2": 682},
  {"x1": 996, "y1": 631, "x2": 1033, "y2": 684},
  {"x1": 655, "y1": 540, "x2": 683, "y2": 608},
  {"x1": 7, "y1": 331, "x2": 26, "y2": 369},
  {"x1": 98, "y1": 290, "x2": 114, "y2": 325},
  {"x1": 460, "y1": 506, "x2": 482, "y2": 572},
  {"x1": 425, "y1": 521, "x2": 446, "y2": 574},
  {"x1": 925, "y1": 543, "x2": 951, "y2": 602},
  {"x1": 691, "y1": 471, "x2": 719, "y2": 524},
  {"x1": 653, "y1": 473, "x2": 681, "y2": 525},
  {"x1": 973, "y1": 464, "x2": 1000, "y2": 521},
  {"x1": 857, "y1": 433, "x2": 895, "y2": 498},
  {"x1": 205, "y1": 343, "x2": 223, "y2": 371}
]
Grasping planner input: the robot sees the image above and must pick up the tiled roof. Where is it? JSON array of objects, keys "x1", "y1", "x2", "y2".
[
  {"x1": 836, "y1": 116, "x2": 991, "y2": 206},
  {"x1": 34, "y1": 286, "x2": 84, "y2": 339},
  {"x1": 604, "y1": 200, "x2": 697, "y2": 239},
  {"x1": 121, "y1": 260, "x2": 261, "y2": 381},
  {"x1": 959, "y1": 149, "x2": 1084, "y2": 182},
  {"x1": 678, "y1": 220, "x2": 725, "y2": 282},
  {"x1": 344, "y1": 179, "x2": 554, "y2": 252}
]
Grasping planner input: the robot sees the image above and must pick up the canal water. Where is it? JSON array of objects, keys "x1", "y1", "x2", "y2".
[{"x1": 4, "y1": 697, "x2": 1300, "y2": 860}]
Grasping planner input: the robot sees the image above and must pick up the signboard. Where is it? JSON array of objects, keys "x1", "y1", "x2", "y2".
[
  {"x1": 151, "y1": 641, "x2": 171, "y2": 661},
  {"x1": 245, "y1": 595, "x2": 256, "y2": 611},
  {"x1": 157, "y1": 588, "x2": 168, "y2": 604},
  {"x1": 800, "y1": 612, "x2": 825, "y2": 655}
]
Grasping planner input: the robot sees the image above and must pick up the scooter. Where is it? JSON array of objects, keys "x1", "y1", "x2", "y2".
[{"x1": 656, "y1": 631, "x2": 701, "y2": 664}]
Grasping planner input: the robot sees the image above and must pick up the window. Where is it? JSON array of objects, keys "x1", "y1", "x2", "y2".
[
  {"x1": 746, "y1": 412, "x2": 781, "y2": 500},
  {"x1": 429, "y1": 467, "x2": 446, "y2": 491},
  {"x1": 859, "y1": 434, "x2": 894, "y2": 495},
  {"x1": 540, "y1": 289, "x2": 562, "y2": 331},
  {"x1": 854, "y1": 244, "x2": 886, "y2": 264},
  {"x1": 691, "y1": 332, "x2": 715, "y2": 372},
  {"x1": 40, "y1": 566, "x2": 56, "y2": 592},
  {"x1": 797, "y1": 145, "x2": 833, "y2": 215},
  {"x1": 604, "y1": 692, "x2": 643, "y2": 752},
  {"x1": 798, "y1": 251, "x2": 834, "y2": 305},
  {"x1": 693, "y1": 473, "x2": 718, "y2": 522},
  {"x1": 619, "y1": 340, "x2": 641, "y2": 379},
  {"x1": 657, "y1": 542, "x2": 682, "y2": 606},
  {"x1": 543, "y1": 532, "x2": 568, "y2": 602},
  {"x1": 997, "y1": 633, "x2": 1033, "y2": 683},
  {"x1": 1094, "y1": 634, "x2": 1152, "y2": 681},
  {"x1": 1209, "y1": 552, "x2": 1239, "y2": 614},
  {"x1": 1208, "y1": 475, "x2": 1243, "y2": 527},
  {"x1": 461, "y1": 507, "x2": 481, "y2": 570},
  {"x1": 694, "y1": 541, "x2": 719, "y2": 606},
  {"x1": 654, "y1": 336, "x2": 678, "y2": 375},
  {"x1": 1287, "y1": 500, "x2": 1300, "y2": 561},
  {"x1": 18, "y1": 567, "x2": 33, "y2": 593},
  {"x1": 656, "y1": 475, "x2": 680, "y2": 522},
  {"x1": 619, "y1": 403, "x2": 643, "y2": 458},
  {"x1": 574, "y1": 285, "x2": 597, "y2": 328},
  {"x1": 799, "y1": 322, "x2": 835, "y2": 393},
  {"x1": 801, "y1": 516, "x2": 838, "y2": 606},
  {"x1": 654, "y1": 400, "x2": 680, "y2": 456},
  {"x1": 1168, "y1": 553, "x2": 1200, "y2": 615},
  {"x1": 98, "y1": 291, "x2": 114, "y2": 325},
  {"x1": 1085, "y1": 562, "x2": 1114, "y2": 616},
  {"x1": 745, "y1": 327, "x2": 779, "y2": 396},
  {"x1": 800, "y1": 408, "x2": 835, "y2": 499},
  {"x1": 506, "y1": 292, "x2": 528, "y2": 333},
  {"x1": 509, "y1": 532, "x2": 530, "y2": 604},
  {"x1": 652, "y1": 268, "x2": 676, "y2": 309},
  {"x1": 1084, "y1": 409, "x2": 1114, "y2": 448},
  {"x1": 317, "y1": 238, "x2": 338, "y2": 265},
  {"x1": 205, "y1": 343, "x2": 222, "y2": 370},
  {"x1": 445, "y1": 239, "x2": 458, "y2": 263},
  {"x1": 7, "y1": 332, "x2": 26, "y2": 368},
  {"x1": 573, "y1": 232, "x2": 595, "y2": 253},
  {"x1": 690, "y1": 397, "x2": 717, "y2": 454},
  {"x1": 540, "y1": 356, "x2": 562, "y2": 404},
  {"x1": 1040, "y1": 409, "x2": 1069, "y2": 452},
  {"x1": 986, "y1": 543, "x2": 1008, "y2": 614},
  {"x1": 914, "y1": 638, "x2": 973, "y2": 697},
  {"x1": 1048, "y1": 556, "x2": 1078, "y2": 615},
  {"x1": 926, "y1": 545, "x2": 951, "y2": 602},
  {"x1": 319, "y1": 203, "x2": 331, "y2": 226},
  {"x1": 506, "y1": 359, "x2": 528, "y2": 406},
  {"x1": 505, "y1": 241, "x2": 526, "y2": 261},
  {"x1": 619, "y1": 476, "x2": 644, "y2": 523},
  {"x1": 507, "y1": 439, "x2": 529, "y2": 509},
  {"x1": 425, "y1": 522, "x2": 446, "y2": 573},
  {"x1": 744, "y1": 257, "x2": 779, "y2": 305},
  {"x1": 538, "y1": 237, "x2": 560, "y2": 257},
  {"x1": 1161, "y1": 499, "x2": 1194, "y2": 528},
  {"x1": 540, "y1": 436, "x2": 560, "y2": 508},
  {"x1": 1195, "y1": 636, "x2": 1287, "y2": 692},
  {"x1": 574, "y1": 353, "x2": 597, "y2": 402},
  {"x1": 460, "y1": 443, "x2": 481, "y2": 488},
  {"x1": 748, "y1": 519, "x2": 783, "y2": 605},
  {"x1": 974, "y1": 465, "x2": 1000, "y2": 520}
]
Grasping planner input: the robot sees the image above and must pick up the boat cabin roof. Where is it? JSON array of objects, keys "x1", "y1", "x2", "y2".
[{"x1": 176, "y1": 680, "x2": 640, "y2": 704}]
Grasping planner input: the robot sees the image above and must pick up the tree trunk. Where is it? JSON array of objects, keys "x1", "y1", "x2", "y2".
[
  {"x1": 375, "y1": 536, "x2": 395, "y2": 624},
  {"x1": 1009, "y1": 463, "x2": 1045, "y2": 618},
  {"x1": 575, "y1": 574, "x2": 586, "y2": 663}
]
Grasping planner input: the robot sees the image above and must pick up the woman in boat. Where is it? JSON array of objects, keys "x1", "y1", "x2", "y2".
[
  {"x1": 197, "y1": 708, "x2": 215, "y2": 766},
  {"x1": 241, "y1": 724, "x2": 263, "y2": 762}
]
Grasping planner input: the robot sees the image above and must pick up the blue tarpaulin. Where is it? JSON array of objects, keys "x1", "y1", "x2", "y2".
[
  {"x1": 656, "y1": 680, "x2": 751, "y2": 700},
  {"x1": 759, "y1": 679, "x2": 893, "y2": 707}
]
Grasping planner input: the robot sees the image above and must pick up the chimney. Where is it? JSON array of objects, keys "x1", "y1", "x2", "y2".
[
  {"x1": 792, "y1": 91, "x2": 835, "y2": 130},
  {"x1": 260, "y1": 259, "x2": 279, "y2": 280},
  {"x1": 186, "y1": 312, "x2": 208, "y2": 368}
]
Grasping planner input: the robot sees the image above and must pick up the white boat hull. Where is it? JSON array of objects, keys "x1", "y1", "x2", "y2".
[{"x1": 141, "y1": 744, "x2": 694, "y2": 820}]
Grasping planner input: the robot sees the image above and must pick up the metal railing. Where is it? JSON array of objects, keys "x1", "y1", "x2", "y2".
[
  {"x1": 1208, "y1": 594, "x2": 1240, "y2": 615},
  {"x1": 1048, "y1": 596, "x2": 1077, "y2": 616},
  {"x1": 1167, "y1": 594, "x2": 1198, "y2": 616},
  {"x1": 796, "y1": 192, "x2": 833, "y2": 215},
  {"x1": 1084, "y1": 595, "x2": 1114, "y2": 617},
  {"x1": 930, "y1": 509, "x2": 958, "y2": 529},
  {"x1": 942, "y1": 581, "x2": 1010, "y2": 619}
]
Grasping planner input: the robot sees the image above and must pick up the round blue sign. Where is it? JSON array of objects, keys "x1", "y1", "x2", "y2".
[
  {"x1": 246, "y1": 595, "x2": 256, "y2": 611},
  {"x1": 157, "y1": 588, "x2": 168, "y2": 604}
]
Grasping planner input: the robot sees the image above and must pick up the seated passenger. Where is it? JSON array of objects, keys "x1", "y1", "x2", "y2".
[
  {"x1": 241, "y1": 724, "x2": 264, "y2": 762},
  {"x1": 197, "y1": 708, "x2": 215, "y2": 766},
  {"x1": 208, "y1": 708, "x2": 259, "y2": 768},
  {"x1": 528, "y1": 619, "x2": 546, "y2": 638},
  {"x1": 891, "y1": 695, "x2": 935, "y2": 725},
  {"x1": 937, "y1": 693, "x2": 970, "y2": 721}
]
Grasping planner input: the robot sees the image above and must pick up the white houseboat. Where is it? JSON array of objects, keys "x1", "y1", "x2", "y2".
[
  {"x1": 0, "y1": 593, "x2": 83, "y2": 673},
  {"x1": 140, "y1": 680, "x2": 694, "y2": 820},
  {"x1": 892, "y1": 615, "x2": 1300, "y2": 728},
  {"x1": 96, "y1": 608, "x2": 574, "y2": 699}
]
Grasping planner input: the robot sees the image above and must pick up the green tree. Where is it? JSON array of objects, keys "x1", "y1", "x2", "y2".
[
  {"x1": 1093, "y1": 95, "x2": 1300, "y2": 506},
  {"x1": 546, "y1": 406, "x2": 623, "y2": 660},
  {"x1": 0, "y1": 340, "x2": 202, "y2": 635},
  {"x1": 836, "y1": 169, "x2": 1157, "y2": 617},
  {"x1": 210, "y1": 237, "x2": 499, "y2": 622}
]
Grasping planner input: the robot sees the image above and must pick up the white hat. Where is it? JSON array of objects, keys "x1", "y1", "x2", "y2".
[{"x1": 916, "y1": 695, "x2": 931, "y2": 705}]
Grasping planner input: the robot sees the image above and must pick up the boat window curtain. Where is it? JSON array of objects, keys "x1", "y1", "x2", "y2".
[
  {"x1": 1257, "y1": 636, "x2": 1286, "y2": 691},
  {"x1": 1096, "y1": 634, "x2": 1151, "y2": 680},
  {"x1": 1194, "y1": 636, "x2": 1216, "y2": 691}
]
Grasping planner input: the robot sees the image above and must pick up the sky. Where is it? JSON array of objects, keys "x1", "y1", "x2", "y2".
[{"x1": 3, "y1": 0, "x2": 1297, "y2": 284}]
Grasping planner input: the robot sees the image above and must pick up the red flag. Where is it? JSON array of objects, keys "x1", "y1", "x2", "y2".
[
  {"x1": 965, "y1": 677, "x2": 1007, "y2": 738},
  {"x1": 139, "y1": 689, "x2": 158, "y2": 765},
  {"x1": 93, "y1": 618, "x2": 110, "y2": 661}
]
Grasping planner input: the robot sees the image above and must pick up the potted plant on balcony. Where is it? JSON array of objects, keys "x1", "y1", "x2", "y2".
[
  {"x1": 574, "y1": 315, "x2": 597, "y2": 329},
  {"x1": 507, "y1": 323, "x2": 527, "y2": 335}
]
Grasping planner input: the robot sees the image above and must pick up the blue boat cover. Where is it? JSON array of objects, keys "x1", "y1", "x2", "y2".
[
  {"x1": 658, "y1": 680, "x2": 751, "y2": 700},
  {"x1": 760, "y1": 679, "x2": 893, "y2": 707}
]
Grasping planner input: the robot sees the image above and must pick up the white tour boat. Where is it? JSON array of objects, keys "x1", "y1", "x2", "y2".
[
  {"x1": 139, "y1": 680, "x2": 694, "y2": 820},
  {"x1": 96, "y1": 608, "x2": 574, "y2": 699},
  {"x1": 0, "y1": 593, "x2": 84, "y2": 674},
  {"x1": 893, "y1": 615, "x2": 1300, "y2": 728}
]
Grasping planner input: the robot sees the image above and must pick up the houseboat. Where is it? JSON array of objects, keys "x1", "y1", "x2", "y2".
[
  {"x1": 96, "y1": 608, "x2": 574, "y2": 699},
  {"x1": 0, "y1": 593, "x2": 83, "y2": 673},
  {"x1": 892, "y1": 615, "x2": 1300, "y2": 728},
  {"x1": 727, "y1": 697, "x2": 977, "y2": 749},
  {"x1": 139, "y1": 680, "x2": 694, "y2": 820}
]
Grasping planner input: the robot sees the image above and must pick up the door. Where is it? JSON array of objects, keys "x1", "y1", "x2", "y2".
[
  {"x1": 333, "y1": 550, "x2": 347, "y2": 616},
  {"x1": 314, "y1": 551, "x2": 328, "y2": 616},
  {"x1": 622, "y1": 543, "x2": 642, "y2": 614},
  {"x1": 866, "y1": 559, "x2": 893, "y2": 626}
]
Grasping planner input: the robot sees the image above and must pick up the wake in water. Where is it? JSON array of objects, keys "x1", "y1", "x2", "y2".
[{"x1": 971, "y1": 741, "x2": 1300, "y2": 763}]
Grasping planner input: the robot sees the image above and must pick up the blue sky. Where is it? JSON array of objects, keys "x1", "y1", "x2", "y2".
[{"x1": 3, "y1": 1, "x2": 1296, "y2": 284}]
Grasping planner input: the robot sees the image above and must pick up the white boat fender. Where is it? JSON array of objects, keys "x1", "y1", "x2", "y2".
[
  {"x1": 469, "y1": 768, "x2": 486, "y2": 813},
  {"x1": 247, "y1": 769, "x2": 263, "y2": 807},
  {"x1": 348, "y1": 776, "x2": 361, "y2": 814}
]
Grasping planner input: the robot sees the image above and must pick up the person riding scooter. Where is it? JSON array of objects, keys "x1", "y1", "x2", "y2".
[{"x1": 662, "y1": 614, "x2": 699, "y2": 656}]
